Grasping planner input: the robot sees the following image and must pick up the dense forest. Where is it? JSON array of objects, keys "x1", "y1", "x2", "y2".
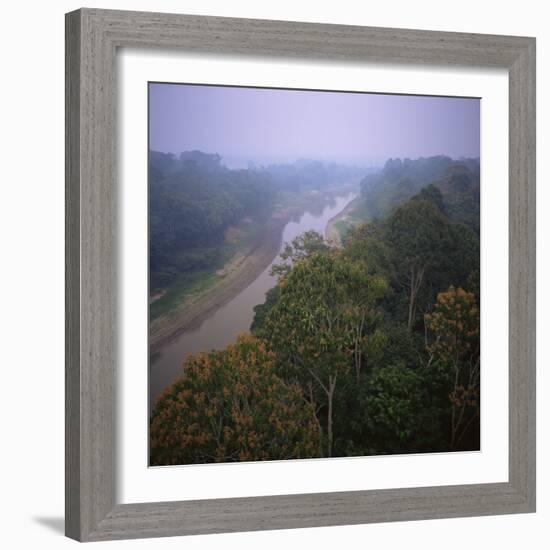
[
  {"x1": 149, "y1": 151, "x2": 363, "y2": 292},
  {"x1": 359, "y1": 155, "x2": 480, "y2": 232},
  {"x1": 262, "y1": 159, "x2": 367, "y2": 192},
  {"x1": 150, "y1": 155, "x2": 480, "y2": 465},
  {"x1": 149, "y1": 151, "x2": 273, "y2": 290}
]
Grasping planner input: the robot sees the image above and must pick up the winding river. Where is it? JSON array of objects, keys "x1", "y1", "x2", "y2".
[{"x1": 150, "y1": 191, "x2": 357, "y2": 409}]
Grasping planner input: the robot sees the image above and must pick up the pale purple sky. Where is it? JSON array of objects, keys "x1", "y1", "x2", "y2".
[{"x1": 149, "y1": 83, "x2": 480, "y2": 167}]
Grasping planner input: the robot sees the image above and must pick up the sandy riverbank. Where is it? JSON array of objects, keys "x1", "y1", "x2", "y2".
[
  {"x1": 325, "y1": 194, "x2": 361, "y2": 246},
  {"x1": 149, "y1": 214, "x2": 290, "y2": 352},
  {"x1": 150, "y1": 185, "x2": 359, "y2": 352}
]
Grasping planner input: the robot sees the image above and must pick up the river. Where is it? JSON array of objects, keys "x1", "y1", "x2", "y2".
[{"x1": 149, "y1": 191, "x2": 357, "y2": 409}]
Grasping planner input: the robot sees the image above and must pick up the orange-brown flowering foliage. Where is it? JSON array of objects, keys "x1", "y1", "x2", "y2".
[
  {"x1": 425, "y1": 286, "x2": 479, "y2": 361},
  {"x1": 425, "y1": 286, "x2": 480, "y2": 449},
  {"x1": 150, "y1": 334, "x2": 320, "y2": 465}
]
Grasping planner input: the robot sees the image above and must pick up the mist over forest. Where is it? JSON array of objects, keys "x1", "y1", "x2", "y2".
[
  {"x1": 149, "y1": 150, "x2": 369, "y2": 292},
  {"x1": 149, "y1": 150, "x2": 481, "y2": 464}
]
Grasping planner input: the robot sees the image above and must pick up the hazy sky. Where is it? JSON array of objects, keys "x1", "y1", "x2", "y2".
[{"x1": 149, "y1": 83, "x2": 480, "y2": 167}]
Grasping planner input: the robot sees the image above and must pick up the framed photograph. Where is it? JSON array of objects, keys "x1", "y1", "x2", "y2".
[{"x1": 65, "y1": 8, "x2": 536, "y2": 542}]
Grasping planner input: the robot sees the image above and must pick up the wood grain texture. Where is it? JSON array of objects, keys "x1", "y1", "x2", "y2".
[
  {"x1": 65, "y1": 9, "x2": 81, "y2": 541},
  {"x1": 65, "y1": 8, "x2": 536, "y2": 542},
  {"x1": 85, "y1": 8, "x2": 532, "y2": 67},
  {"x1": 90, "y1": 482, "x2": 530, "y2": 541},
  {"x1": 508, "y1": 40, "x2": 536, "y2": 508}
]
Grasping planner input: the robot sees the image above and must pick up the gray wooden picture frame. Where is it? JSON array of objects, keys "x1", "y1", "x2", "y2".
[{"x1": 65, "y1": 8, "x2": 536, "y2": 542}]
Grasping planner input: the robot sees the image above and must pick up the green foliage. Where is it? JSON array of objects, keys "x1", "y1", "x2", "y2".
[
  {"x1": 271, "y1": 230, "x2": 329, "y2": 277},
  {"x1": 359, "y1": 156, "x2": 480, "y2": 231},
  {"x1": 263, "y1": 251, "x2": 387, "y2": 456},
  {"x1": 149, "y1": 150, "x2": 275, "y2": 291},
  {"x1": 149, "y1": 268, "x2": 219, "y2": 321},
  {"x1": 250, "y1": 172, "x2": 479, "y2": 458},
  {"x1": 149, "y1": 152, "x2": 366, "y2": 295},
  {"x1": 250, "y1": 286, "x2": 280, "y2": 334},
  {"x1": 385, "y1": 199, "x2": 450, "y2": 269},
  {"x1": 265, "y1": 251, "x2": 386, "y2": 383},
  {"x1": 362, "y1": 364, "x2": 427, "y2": 453},
  {"x1": 344, "y1": 192, "x2": 482, "y2": 331},
  {"x1": 425, "y1": 287, "x2": 480, "y2": 450},
  {"x1": 263, "y1": 159, "x2": 366, "y2": 192},
  {"x1": 384, "y1": 198, "x2": 453, "y2": 329},
  {"x1": 412, "y1": 183, "x2": 446, "y2": 213},
  {"x1": 150, "y1": 334, "x2": 320, "y2": 465},
  {"x1": 150, "y1": 153, "x2": 481, "y2": 464},
  {"x1": 344, "y1": 222, "x2": 394, "y2": 279}
]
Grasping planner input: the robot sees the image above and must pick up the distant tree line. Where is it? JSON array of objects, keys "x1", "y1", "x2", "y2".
[
  {"x1": 360, "y1": 155, "x2": 480, "y2": 233},
  {"x1": 261, "y1": 158, "x2": 367, "y2": 192},
  {"x1": 149, "y1": 151, "x2": 274, "y2": 290},
  {"x1": 149, "y1": 151, "x2": 364, "y2": 291},
  {"x1": 150, "y1": 156, "x2": 481, "y2": 464}
]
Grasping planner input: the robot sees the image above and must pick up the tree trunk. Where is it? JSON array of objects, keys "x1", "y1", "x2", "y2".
[
  {"x1": 308, "y1": 382, "x2": 324, "y2": 457},
  {"x1": 407, "y1": 266, "x2": 415, "y2": 330},
  {"x1": 407, "y1": 265, "x2": 425, "y2": 331},
  {"x1": 354, "y1": 313, "x2": 366, "y2": 382},
  {"x1": 326, "y1": 375, "x2": 337, "y2": 457},
  {"x1": 354, "y1": 330, "x2": 361, "y2": 383}
]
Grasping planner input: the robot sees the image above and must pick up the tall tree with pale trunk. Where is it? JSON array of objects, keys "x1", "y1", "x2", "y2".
[{"x1": 264, "y1": 251, "x2": 386, "y2": 457}]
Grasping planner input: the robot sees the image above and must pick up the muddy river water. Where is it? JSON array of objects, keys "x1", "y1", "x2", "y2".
[{"x1": 149, "y1": 191, "x2": 357, "y2": 409}]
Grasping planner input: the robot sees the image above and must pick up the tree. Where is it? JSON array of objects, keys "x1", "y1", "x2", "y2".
[
  {"x1": 150, "y1": 334, "x2": 320, "y2": 465},
  {"x1": 263, "y1": 251, "x2": 386, "y2": 456},
  {"x1": 412, "y1": 183, "x2": 446, "y2": 213},
  {"x1": 252, "y1": 231, "x2": 328, "y2": 332},
  {"x1": 149, "y1": 150, "x2": 276, "y2": 292},
  {"x1": 446, "y1": 223, "x2": 480, "y2": 287},
  {"x1": 385, "y1": 199, "x2": 452, "y2": 330},
  {"x1": 343, "y1": 221, "x2": 395, "y2": 280},
  {"x1": 250, "y1": 286, "x2": 280, "y2": 333},
  {"x1": 361, "y1": 363, "x2": 428, "y2": 454},
  {"x1": 425, "y1": 286, "x2": 480, "y2": 450},
  {"x1": 271, "y1": 230, "x2": 328, "y2": 277}
]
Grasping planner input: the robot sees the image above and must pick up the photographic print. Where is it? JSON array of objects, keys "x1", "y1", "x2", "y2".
[{"x1": 148, "y1": 83, "x2": 480, "y2": 466}]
